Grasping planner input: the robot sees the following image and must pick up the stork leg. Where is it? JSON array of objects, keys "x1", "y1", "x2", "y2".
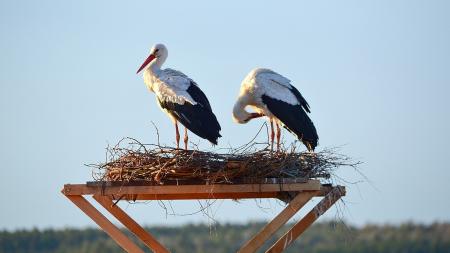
[
  {"x1": 276, "y1": 122, "x2": 281, "y2": 152},
  {"x1": 183, "y1": 127, "x2": 188, "y2": 151},
  {"x1": 175, "y1": 121, "x2": 180, "y2": 149},
  {"x1": 269, "y1": 118, "x2": 275, "y2": 152}
]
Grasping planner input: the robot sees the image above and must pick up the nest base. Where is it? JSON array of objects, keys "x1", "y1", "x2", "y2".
[{"x1": 92, "y1": 139, "x2": 354, "y2": 185}]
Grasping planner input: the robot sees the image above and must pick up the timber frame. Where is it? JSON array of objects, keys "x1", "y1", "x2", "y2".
[{"x1": 61, "y1": 179, "x2": 345, "y2": 253}]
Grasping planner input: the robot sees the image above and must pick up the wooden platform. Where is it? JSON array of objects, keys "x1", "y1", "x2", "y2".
[{"x1": 62, "y1": 179, "x2": 345, "y2": 253}]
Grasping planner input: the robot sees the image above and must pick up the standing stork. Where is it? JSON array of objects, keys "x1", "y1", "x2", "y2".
[
  {"x1": 232, "y1": 68, "x2": 318, "y2": 152},
  {"x1": 137, "y1": 43, "x2": 221, "y2": 150}
]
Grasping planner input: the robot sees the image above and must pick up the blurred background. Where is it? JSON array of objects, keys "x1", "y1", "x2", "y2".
[{"x1": 1, "y1": 0, "x2": 450, "y2": 252}]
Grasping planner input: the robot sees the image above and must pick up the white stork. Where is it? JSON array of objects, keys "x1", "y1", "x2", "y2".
[
  {"x1": 136, "y1": 43, "x2": 221, "y2": 150},
  {"x1": 232, "y1": 68, "x2": 318, "y2": 152}
]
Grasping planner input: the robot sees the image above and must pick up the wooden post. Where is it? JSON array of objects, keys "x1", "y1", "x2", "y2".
[
  {"x1": 266, "y1": 186, "x2": 345, "y2": 253},
  {"x1": 238, "y1": 191, "x2": 317, "y2": 253},
  {"x1": 93, "y1": 195, "x2": 170, "y2": 253},
  {"x1": 65, "y1": 195, "x2": 145, "y2": 253}
]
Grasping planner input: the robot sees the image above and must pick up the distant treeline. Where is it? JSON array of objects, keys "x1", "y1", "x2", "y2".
[{"x1": 1, "y1": 221, "x2": 449, "y2": 253}]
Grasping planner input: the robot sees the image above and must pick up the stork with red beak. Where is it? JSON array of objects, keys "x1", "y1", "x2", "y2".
[{"x1": 137, "y1": 43, "x2": 221, "y2": 149}]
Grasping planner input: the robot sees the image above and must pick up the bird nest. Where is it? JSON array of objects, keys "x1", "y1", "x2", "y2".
[{"x1": 90, "y1": 138, "x2": 358, "y2": 185}]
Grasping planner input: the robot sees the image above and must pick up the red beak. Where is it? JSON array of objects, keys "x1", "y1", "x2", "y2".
[{"x1": 136, "y1": 54, "x2": 156, "y2": 74}]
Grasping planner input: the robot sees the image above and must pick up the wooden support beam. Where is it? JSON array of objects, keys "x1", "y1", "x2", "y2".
[
  {"x1": 93, "y1": 195, "x2": 170, "y2": 253},
  {"x1": 62, "y1": 181, "x2": 321, "y2": 196},
  {"x1": 65, "y1": 195, "x2": 145, "y2": 253},
  {"x1": 63, "y1": 181, "x2": 344, "y2": 253},
  {"x1": 237, "y1": 191, "x2": 317, "y2": 253},
  {"x1": 86, "y1": 178, "x2": 309, "y2": 187},
  {"x1": 112, "y1": 186, "x2": 332, "y2": 201},
  {"x1": 266, "y1": 186, "x2": 346, "y2": 253},
  {"x1": 119, "y1": 192, "x2": 282, "y2": 201}
]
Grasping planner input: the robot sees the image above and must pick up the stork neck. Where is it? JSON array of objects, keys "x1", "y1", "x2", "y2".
[
  {"x1": 143, "y1": 62, "x2": 162, "y2": 92},
  {"x1": 232, "y1": 98, "x2": 251, "y2": 124}
]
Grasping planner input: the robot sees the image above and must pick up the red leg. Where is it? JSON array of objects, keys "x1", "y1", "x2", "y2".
[
  {"x1": 276, "y1": 122, "x2": 281, "y2": 152},
  {"x1": 175, "y1": 121, "x2": 180, "y2": 149},
  {"x1": 270, "y1": 118, "x2": 275, "y2": 152},
  {"x1": 184, "y1": 127, "x2": 188, "y2": 150}
]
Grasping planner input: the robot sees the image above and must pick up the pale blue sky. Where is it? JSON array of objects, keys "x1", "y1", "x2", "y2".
[{"x1": 1, "y1": 0, "x2": 450, "y2": 230}]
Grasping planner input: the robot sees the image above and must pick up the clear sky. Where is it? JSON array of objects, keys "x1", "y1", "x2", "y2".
[{"x1": 1, "y1": 0, "x2": 450, "y2": 230}]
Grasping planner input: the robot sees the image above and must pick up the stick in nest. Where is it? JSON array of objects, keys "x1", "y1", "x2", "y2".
[{"x1": 89, "y1": 135, "x2": 360, "y2": 185}]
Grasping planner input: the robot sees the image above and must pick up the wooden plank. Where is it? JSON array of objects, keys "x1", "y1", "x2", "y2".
[
  {"x1": 120, "y1": 192, "x2": 281, "y2": 201},
  {"x1": 238, "y1": 191, "x2": 317, "y2": 253},
  {"x1": 86, "y1": 177, "x2": 309, "y2": 187},
  {"x1": 266, "y1": 186, "x2": 346, "y2": 253},
  {"x1": 62, "y1": 180, "x2": 321, "y2": 196},
  {"x1": 123, "y1": 186, "x2": 331, "y2": 201},
  {"x1": 66, "y1": 195, "x2": 145, "y2": 253},
  {"x1": 93, "y1": 195, "x2": 170, "y2": 253}
]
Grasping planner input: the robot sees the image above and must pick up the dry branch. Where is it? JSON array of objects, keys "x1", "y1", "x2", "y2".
[{"x1": 90, "y1": 138, "x2": 359, "y2": 185}]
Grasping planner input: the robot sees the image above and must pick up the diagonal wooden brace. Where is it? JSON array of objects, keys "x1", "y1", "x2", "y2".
[
  {"x1": 93, "y1": 195, "x2": 170, "y2": 253},
  {"x1": 238, "y1": 191, "x2": 318, "y2": 253},
  {"x1": 65, "y1": 195, "x2": 145, "y2": 253},
  {"x1": 266, "y1": 186, "x2": 346, "y2": 253}
]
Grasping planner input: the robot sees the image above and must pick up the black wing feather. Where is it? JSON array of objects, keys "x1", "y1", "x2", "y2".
[
  {"x1": 262, "y1": 95, "x2": 318, "y2": 151},
  {"x1": 186, "y1": 81, "x2": 213, "y2": 112},
  {"x1": 288, "y1": 85, "x2": 311, "y2": 113},
  {"x1": 158, "y1": 83, "x2": 221, "y2": 145}
]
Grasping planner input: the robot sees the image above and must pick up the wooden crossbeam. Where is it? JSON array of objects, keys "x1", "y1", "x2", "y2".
[
  {"x1": 266, "y1": 186, "x2": 346, "y2": 253},
  {"x1": 86, "y1": 178, "x2": 310, "y2": 187},
  {"x1": 93, "y1": 195, "x2": 170, "y2": 253},
  {"x1": 63, "y1": 181, "x2": 321, "y2": 196},
  {"x1": 111, "y1": 186, "x2": 333, "y2": 201},
  {"x1": 118, "y1": 192, "x2": 281, "y2": 201}
]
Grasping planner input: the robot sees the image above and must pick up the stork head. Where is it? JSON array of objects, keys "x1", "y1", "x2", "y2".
[
  {"x1": 136, "y1": 43, "x2": 168, "y2": 74},
  {"x1": 232, "y1": 96, "x2": 265, "y2": 124}
]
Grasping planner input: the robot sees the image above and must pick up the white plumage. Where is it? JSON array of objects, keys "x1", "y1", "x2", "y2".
[
  {"x1": 238, "y1": 68, "x2": 300, "y2": 110},
  {"x1": 137, "y1": 44, "x2": 221, "y2": 149},
  {"x1": 144, "y1": 68, "x2": 197, "y2": 106},
  {"x1": 233, "y1": 68, "x2": 318, "y2": 151}
]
